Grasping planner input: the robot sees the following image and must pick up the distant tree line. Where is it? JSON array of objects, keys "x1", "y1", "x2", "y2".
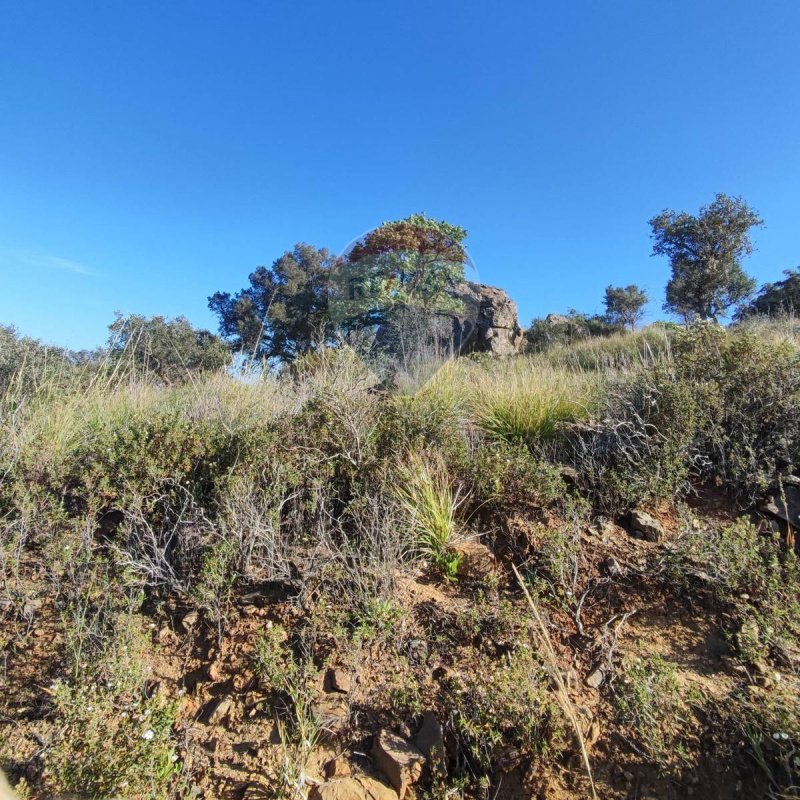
[{"x1": 2, "y1": 198, "x2": 797, "y2": 391}]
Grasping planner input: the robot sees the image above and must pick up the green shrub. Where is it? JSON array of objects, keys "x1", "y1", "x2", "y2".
[
  {"x1": 671, "y1": 518, "x2": 800, "y2": 663},
  {"x1": 570, "y1": 323, "x2": 800, "y2": 512},
  {"x1": 444, "y1": 648, "x2": 565, "y2": 775},
  {"x1": 614, "y1": 653, "x2": 696, "y2": 770},
  {"x1": 469, "y1": 440, "x2": 567, "y2": 515}
]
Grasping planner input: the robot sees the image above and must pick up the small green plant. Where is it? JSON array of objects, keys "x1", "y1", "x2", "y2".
[
  {"x1": 614, "y1": 653, "x2": 694, "y2": 770},
  {"x1": 48, "y1": 681, "x2": 180, "y2": 799},
  {"x1": 445, "y1": 647, "x2": 565, "y2": 775},
  {"x1": 395, "y1": 451, "x2": 468, "y2": 579}
]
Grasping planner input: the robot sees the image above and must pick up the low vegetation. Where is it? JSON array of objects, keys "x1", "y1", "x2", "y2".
[
  {"x1": 0, "y1": 313, "x2": 797, "y2": 799},
  {"x1": 2, "y1": 200, "x2": 799, "y2": 798}
]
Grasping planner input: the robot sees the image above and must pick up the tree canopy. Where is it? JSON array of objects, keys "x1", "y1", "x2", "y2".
[
  {"x1": 603, "y1": 284, "x2": 648, "y2": 330},
  {"x1": 649, "y1": 193, "x2": 762, "y2": 321},
  {"x1": 108, "y1": 314, "x2": 229, "y2": 383},
  {"x1": 332, "y1": 213, "x2": 468, "y2": 330},
  {"x1": 735, "y1": 268, "x2": 800, "y2": 319},
  {"x1": 208, "y1": 244, "x2": 339, "y2": 362}
]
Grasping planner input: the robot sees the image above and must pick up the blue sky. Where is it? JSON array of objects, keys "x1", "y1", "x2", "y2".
[{"x1": 1, "y1": 0, "x2": 798, "y2": 349}]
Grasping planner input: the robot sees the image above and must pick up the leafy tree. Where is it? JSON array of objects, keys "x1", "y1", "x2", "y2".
[
  {"x1": 332, "y1": 213, "x2": 468, "y2": 330},
  {"x1": 108, "y1": 314, "x2": 229, "y2": 383},
  {"x1": 603, "y1": 284, "x2": 648, "y2": 330},
  {"x1": 208, "y1": 244, "x2": 338, "y2": 362},
  {"x1": 0, "y1": 324, "x2": 74, "y2": 396},
  {"x1": 735, "y1": 268, "x2": 800, "y2": 319},
  {"x1": 649, "y1": 193, "x2": 762, "y2": 321}
]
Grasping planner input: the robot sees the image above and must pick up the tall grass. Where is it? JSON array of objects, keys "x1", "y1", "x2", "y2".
[
  {"x1": 532, "y1": 326, "x2": 672, "y2": 371},
  {"x1": 395, "y1": 451, "x2": 468, "y2": 578},
  {"x1": 465, "y1": 360, "x2": 602, "y2": 446}
]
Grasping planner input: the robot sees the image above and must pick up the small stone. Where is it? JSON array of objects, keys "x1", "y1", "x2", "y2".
[
  {"x1": 560, "y1": 668, "x2": 578, "y2": 689},
  {"x1": 207, "y1": 660, "x2": 224, "y2": 682},
  {"x1": 372, "y1": 729, "x2": 425, "y2": 799},
  {"x1": 314, "y1": 694, "x2": 349, "y2": 741},
  {"x1": 629, "y1": 510, "x2": 665, "y2": 542},
  {"x1": 309, "y1": 777, "x2": 395, "y2": 800},
  {"x1": 324, "y1": 757, "x2": 352, "y2": 779},
  {"x1": 181, "y1": 610, "x2": 199, "y2": 632},
  {"x1": 585, "y1": 668, "x2": 604, "y2": 689},
  {"x1": 328, "y1": 668, "x2": 352, "y2": 694},
  {"x1": 201, "y1": 695, "x2": 232, "y2": 725},
  {"x1": 414, "y1": 711, "x2": 445, "y2": 768},
  {"x1": 603, "y1": 556, "x2": 623, "y2": 577}
]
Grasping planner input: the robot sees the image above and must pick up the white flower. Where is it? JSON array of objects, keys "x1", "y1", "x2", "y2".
[{"x1": 142, "y1": 729, "x2": 155, "y2": 741}]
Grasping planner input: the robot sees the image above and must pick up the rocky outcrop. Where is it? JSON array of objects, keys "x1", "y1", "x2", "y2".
[
  {"x1": 371, "y1": 281, "x2": 524, "y2": 361},
  {"x1": 372, "y1": 729, "x2": 425, "y2": 798},
  {"x1": 448, "y1": 281, "x2": 524, "y2": 356}
]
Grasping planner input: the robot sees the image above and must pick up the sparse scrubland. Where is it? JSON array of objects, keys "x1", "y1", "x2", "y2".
[{"x1": 1, "y1": 317, "x2": 799, "y2": 800}]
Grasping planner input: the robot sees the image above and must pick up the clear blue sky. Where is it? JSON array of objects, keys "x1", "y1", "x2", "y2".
[{"x1": 1, "y1": 0, "x2": 798, "y2": 349}]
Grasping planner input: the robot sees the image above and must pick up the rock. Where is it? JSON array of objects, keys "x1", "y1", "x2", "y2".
[
  {"x1": 455, "y1": 539, "x2": 497, "y2": 581},
  {"x1": 602, "y1": 556, "x2": 623, "y2": 577},
  {"x1": 325, "y1": 757, "x2": 352, "y2": 779},
  {"x1": 449, "y1": 281, "x2": 524, "y2": 356},
  {"x1": 207, "y1": 659, "x2": 224, "y2": 682},
  {"x1": 314, "y1": 694, "x2": 349, "y2": 741},
  {"x1": 310, "y1": 777, "x2": 396, "y2": 800},
  {"x1": 372, "y1": 729, "x2": 425, "y2": 798},
  {"x1": 373, "y1": 282, "x2": 524, "y2": 360},
  {"x1": 414, "y1": 711, "x2": 445, "y2": 768},
  {"x1": 181, "y1": 610, "x2": 199, "y2": 632},
  {"x1": 585, "y1": 668, "x2": 604, "y2": 689},
  {"x1": 200, "y1": 695, "x2": 232, "y2": 725},
  {"x1": 327, "y1": 668, "x2": 352, "y2": 694},
  {"x1": 760, "y1": 482, "x2": 800, "y2": 530},
  {"x1": 629, "y1": 510, "x2": 665, "y2": 543}
]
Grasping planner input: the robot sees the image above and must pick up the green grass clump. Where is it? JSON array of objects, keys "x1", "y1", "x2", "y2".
[
  {"x1": 466, "y1": 361, "x2": 601, "y2": 446},
  {"x1": 395, "y1": 451, "x2": 468, "y2": 580}
]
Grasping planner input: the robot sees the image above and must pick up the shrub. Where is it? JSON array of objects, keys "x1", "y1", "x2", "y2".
[
  {"x1": 671, "y1": 518, "x2": 800, "y2": 663},
  {"x1": 444, "y1": 648, "x2": 565, "y2": 775},
  {"x1": 569, "y1": 323, "x2": 800, "y2": 512},
  {"x1": 468, "y1": 440, "x2": 566, "y2": 515},
  {"x1": 614, "y1": 653, "x2": 695, "y2": 770}
]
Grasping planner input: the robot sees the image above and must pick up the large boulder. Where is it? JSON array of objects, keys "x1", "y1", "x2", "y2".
[
  {"x1": 448, "y1": 281, "x2": 524, "y2": 356},
  {"x1": 372, "y1": 282, "x2": 524, "y2": 360}
]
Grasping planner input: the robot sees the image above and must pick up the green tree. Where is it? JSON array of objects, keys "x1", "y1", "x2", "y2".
[
  {"x1": 603, "y1": 284, "x2": 648, "y2": 330},
  {"x1": 0, "y1": 324, "x2": 75, "y2": 396},
  {"x1": 332, "y1": 213, "x2": 468, "y2": 331},
  {"x1": 649, "y1": 193, "x2": 762, "y2": 321},
  {"x1": 108, "y1": 314, "x2": 229, "y2": 383},
  {"x1": 208, "y1": 244, "x2": 338, "y2": 362},
  {"x1": 735, "y1": 268, "x2": 800, "y2": 319}
]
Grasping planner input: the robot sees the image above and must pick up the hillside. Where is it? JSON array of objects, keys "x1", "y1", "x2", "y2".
[{"x1": 1, "y1": 319, "x2": 799, "y2": 800}]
